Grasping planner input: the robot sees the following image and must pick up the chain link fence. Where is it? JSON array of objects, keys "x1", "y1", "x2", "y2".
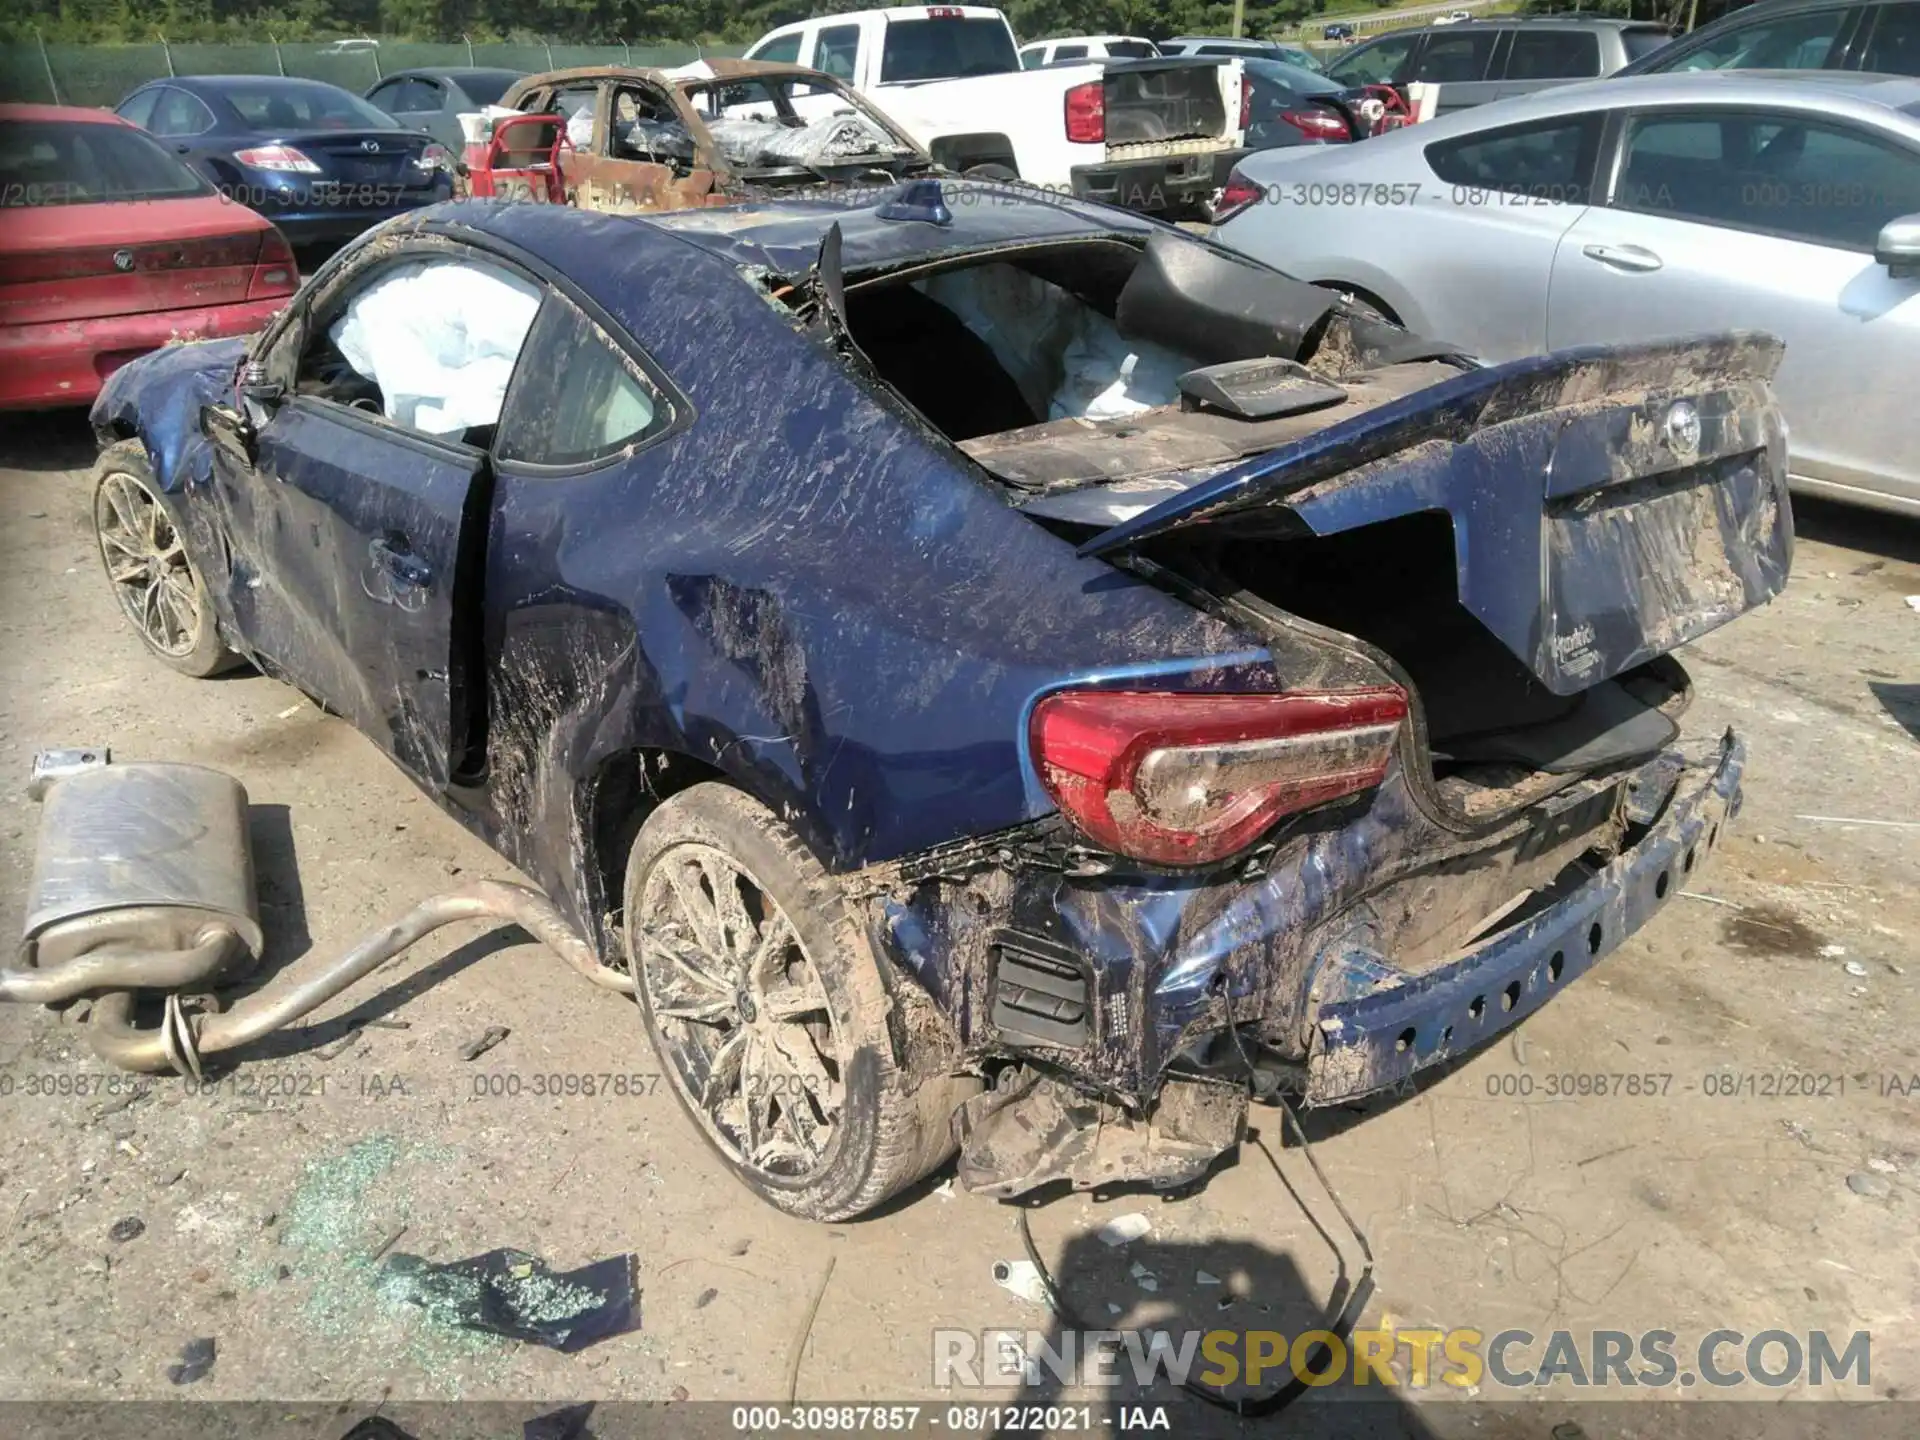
[{"x1": 2, "y1": 40, "x2": 745, "y2": 110}]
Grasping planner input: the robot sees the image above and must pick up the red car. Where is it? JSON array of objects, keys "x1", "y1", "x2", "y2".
[{"x1": 0, "y1": 103, "x2": 297, "y2": 410}]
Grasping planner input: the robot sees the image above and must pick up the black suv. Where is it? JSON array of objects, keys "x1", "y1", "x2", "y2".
[
  {"x1": 1323, "y1": 17, "x2": 1675, "y2": 112},
  {"x1": 1616, "y1": 0, "x2": 1919, "y2": 76}
]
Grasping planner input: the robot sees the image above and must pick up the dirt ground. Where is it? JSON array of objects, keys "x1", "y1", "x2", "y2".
[{"x1": 0, "y1": 413, "x2": 1915, "y2": 1435}]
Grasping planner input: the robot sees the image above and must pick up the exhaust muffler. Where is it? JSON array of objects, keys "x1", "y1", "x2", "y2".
[{"x1": 6, "y1": 752, "x2": 632, "y2": 1077}]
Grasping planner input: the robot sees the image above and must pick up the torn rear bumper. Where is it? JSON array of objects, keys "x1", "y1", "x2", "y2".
[
  {"x1": 1306, "y1": 729, "x2": 1745, "y2": 1103},
  {"x1": 954, "y1": 1067, "x2": 1247, "y2": 1199}
]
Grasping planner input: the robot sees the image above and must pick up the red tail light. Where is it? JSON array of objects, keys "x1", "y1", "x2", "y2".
[
  {"x1": 1281, "y1": 108, "x2": 1352, "y2": 142},
  {"x1": 1211, "y1": 167, "x2": 1263, "y2": 223},
  {"x1": 1030, "y1": 688, "x2": 1408, "y2": 866},
  {"x1": 234, "y1": 144, "x2": 320, "y2": 174},
  {"x1": 247, "y1": 225, "x2": 297, "y2": 300},
  {"x1": 1064, "y1": 80, "x2": 1105, "y2": 144}
]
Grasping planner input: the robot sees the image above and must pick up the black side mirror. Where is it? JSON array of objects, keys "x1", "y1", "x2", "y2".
[{"x1": 201, "y1": 402, "x2": 256, "y2": 466}]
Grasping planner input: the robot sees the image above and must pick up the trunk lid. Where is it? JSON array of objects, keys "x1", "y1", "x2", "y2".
[
  {"x1": 0, "y1": 196, "x2": 283, "y2": 327},
  {"x1": 1073, "y1": 332, "x2": 1791, "y2": 697},
  {"x1": 290, "y1": 130, "x2": 433, "y2": 186},
  {"x1": 1102, "y1": 57, "x2": 1231, "y2": 147}
]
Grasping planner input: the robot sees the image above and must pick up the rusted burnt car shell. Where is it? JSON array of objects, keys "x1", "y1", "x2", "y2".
[{"x1": 483, "y1": 59, "x2": 935, "y2": 214}]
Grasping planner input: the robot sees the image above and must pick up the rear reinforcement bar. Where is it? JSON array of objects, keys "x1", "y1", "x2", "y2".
[{"x1": 1306, "y1": 729, "x2": 1745, "y2": 1103}]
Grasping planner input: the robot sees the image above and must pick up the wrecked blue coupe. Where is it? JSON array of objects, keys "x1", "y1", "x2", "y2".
[{"x1": 89, "y1": 184, "x2": 1789, "y2": 1219}]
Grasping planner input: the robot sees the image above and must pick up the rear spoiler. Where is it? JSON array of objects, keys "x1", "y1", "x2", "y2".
[{"x1": 1076, "y1": 332, "x2": 1785, "y2": 559}]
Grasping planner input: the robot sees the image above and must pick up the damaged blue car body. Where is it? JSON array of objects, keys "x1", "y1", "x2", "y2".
[{"x1": 89, "y1": 183, "x2": 1790, "y2": 1213}]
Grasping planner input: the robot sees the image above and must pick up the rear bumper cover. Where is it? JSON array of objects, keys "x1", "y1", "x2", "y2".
[
  {"x1": 1306, "y1": 729, "x2": 1745, "y2": 1103},
  {"x1": 0, "y1": 297, "x2": 288, "y2": 411},
  {"x1": 946, "y1": 731, "x2": 1743, "y2": 1194},
  {"x1": 1070, "y1": 146, "x2": 1244, "y2": 212}
]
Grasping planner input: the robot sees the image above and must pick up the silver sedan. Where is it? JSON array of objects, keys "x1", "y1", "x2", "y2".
[{"x1": 1212, "y1": 72, "x2": 1920, "y2": 516}]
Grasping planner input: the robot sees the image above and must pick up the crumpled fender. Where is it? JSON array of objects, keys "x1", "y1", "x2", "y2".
[{"x1": 89, "y1": 337, "x2": 248, "y2": 495}]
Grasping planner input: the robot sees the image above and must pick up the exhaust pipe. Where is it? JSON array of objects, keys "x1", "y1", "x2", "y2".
[{"x1": 7, "y1": 755, "x2": 633, "y2": 1078}]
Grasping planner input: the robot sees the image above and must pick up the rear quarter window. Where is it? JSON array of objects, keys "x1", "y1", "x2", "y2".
[
  {"x1": 497, "y1": 295, "x2": 678, "y2": 469},
  {"x1": 1425, "y1": 114, "x2": 1602, "y2": 203}
]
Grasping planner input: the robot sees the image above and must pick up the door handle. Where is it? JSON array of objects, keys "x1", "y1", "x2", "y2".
[
  {"x1": 369, "y1": 536, "x2": 432, "y2": 589},
  {"x1": 1581, "y1": 242, "x2": 1663, "y2": 273}
]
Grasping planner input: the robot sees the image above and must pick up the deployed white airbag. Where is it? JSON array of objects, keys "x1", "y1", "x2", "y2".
[
  {"x1": 914, "y1": 263, "x2": 1195, "y2": 422},
  {"x1": 329, "y1": 259, "x2": 543, "y2": 435}
]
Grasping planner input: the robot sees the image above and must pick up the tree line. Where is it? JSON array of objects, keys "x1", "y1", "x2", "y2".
[{"x1": 8, "y1": 0, "x2": 1745, "y2": 47}]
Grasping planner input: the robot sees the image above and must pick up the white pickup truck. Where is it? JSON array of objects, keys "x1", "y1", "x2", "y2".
[{"x1": 743, "y1": 5, "x2": 1247, "y2": 213}]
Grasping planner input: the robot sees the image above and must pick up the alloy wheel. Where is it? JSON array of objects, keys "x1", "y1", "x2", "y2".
[
  {"x1": 634, "y1": 842, "x2": 847, "y2": 1178},
  {"x1": 95, "y1": 472, "x2": 201, "y2": 658}
]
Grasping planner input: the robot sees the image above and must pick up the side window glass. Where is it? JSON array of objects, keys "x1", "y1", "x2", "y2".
[
  {"x1": 496, "y1": 296, "x2": 674, "y2": 468},
  {"x1": 1425, "y1": 115, "x2": 1599, "y2": 201},
  {"x1": 1656, "y1": 11, "x2": 1844, "y2": 71},
  {"x1": 391, "y1": 79, "x2": 441, "y2": 113},
  {"x1": 1505, "y1": 31, "x2": 1601, "y2": 80},
  {"x1": 1860, "y1": 2, "x2": 1920, "y2": 74},
  {"x1": 151, "y1": 89, "x2": 215, "y2": 138},
  {"x1": 1412, "y1": 31, "x2": 1498, "y2": 83},
  {"x1": 551, "y1": 87, "x2": 599, "y2": 148},
  {"x1": 751, "y1": 32, "x2": 804, "y2": 65},
  {"x1": 117, "y1": 89, "x2": 160, "y2": 129},
  {"x1": 611, "y1": 86, "x2": 695, "y2": 160},
  {"x1": 1327, "y1": 35, "x2": 1418, "y2": 85},
  {"x1": 301, "y1": 256, "x2": 545, "y2": 441},
  {"x1": 1615, "y1": 112, "x2": 1920, "y2": 250},
  {"x1": 1054, "y1": 44, "x2": 1089, "y2": 61},
  {"x1": 815, "y1": 24, "x2": 862, "y2": 80}
]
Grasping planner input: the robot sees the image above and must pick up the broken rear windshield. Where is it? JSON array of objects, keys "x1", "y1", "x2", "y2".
[
  {"x1": 0, "y1": 120, "x2": 211, "y2": 205},
  {"x1": 880, "y1": 17, "x2": 1021, "y2": 82}
]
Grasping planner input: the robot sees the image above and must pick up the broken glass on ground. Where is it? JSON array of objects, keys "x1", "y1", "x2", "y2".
[{"x1": 379, "y1": 1247, "x2": 635, "y2": 1351}]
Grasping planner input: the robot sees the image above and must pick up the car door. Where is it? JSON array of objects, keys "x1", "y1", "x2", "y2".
[
  {"x1": 144, "y1": 85, "x2": 221, "y2": 176},
  {"x1": 373, "y1": 76, "x2": 454, "y2": 148},
  {"x1": 1324, "y1": 31, "x2": 1424, "y2": 88},
  {"x1": 1491, "y1": 27, "x2": 1603, "y2": 102},
  {"x1": 1547, "y1": 107, "x2": 1920, "y2": 506},
  {"x1": 1847, "y1": 1, "x2": 1920, "y2": 73},
  {"x1": 1634, "y1": 3, "x2": 1857, "y2": 72},
  {"x1": 204, "y1": 241, "x2": 545, "y2": 787},
  {"x1": 1406, "y1": 25, "x2": 1503, "y2": 111}
]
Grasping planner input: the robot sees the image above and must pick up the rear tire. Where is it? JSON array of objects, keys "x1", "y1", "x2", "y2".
[
  {"x1": 623, "y1": 783, "x2": 967, "y2": 1220},
  {"x1": 91, "y1": 440, "x2": 242, "y2": 678},
  {"x1": 963, "y1": 162, "x2": 1020, "y2": 182}
]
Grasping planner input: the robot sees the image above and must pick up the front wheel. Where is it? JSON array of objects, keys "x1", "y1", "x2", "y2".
[
  {"x1": 91, "y1": 441, "x2": 242, "y2": 678},
  {"x1": 623, "y1": 783, "x2": 967, "y2": 1220}
]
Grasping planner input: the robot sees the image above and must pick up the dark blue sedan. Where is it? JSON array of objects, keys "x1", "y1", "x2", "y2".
[
  {"x1": 114, "y1": 75, "x2": 454, "y2": 253},
  {"x1": 87, "y1": 187, "x2": 1784, "y2": 1219}
]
